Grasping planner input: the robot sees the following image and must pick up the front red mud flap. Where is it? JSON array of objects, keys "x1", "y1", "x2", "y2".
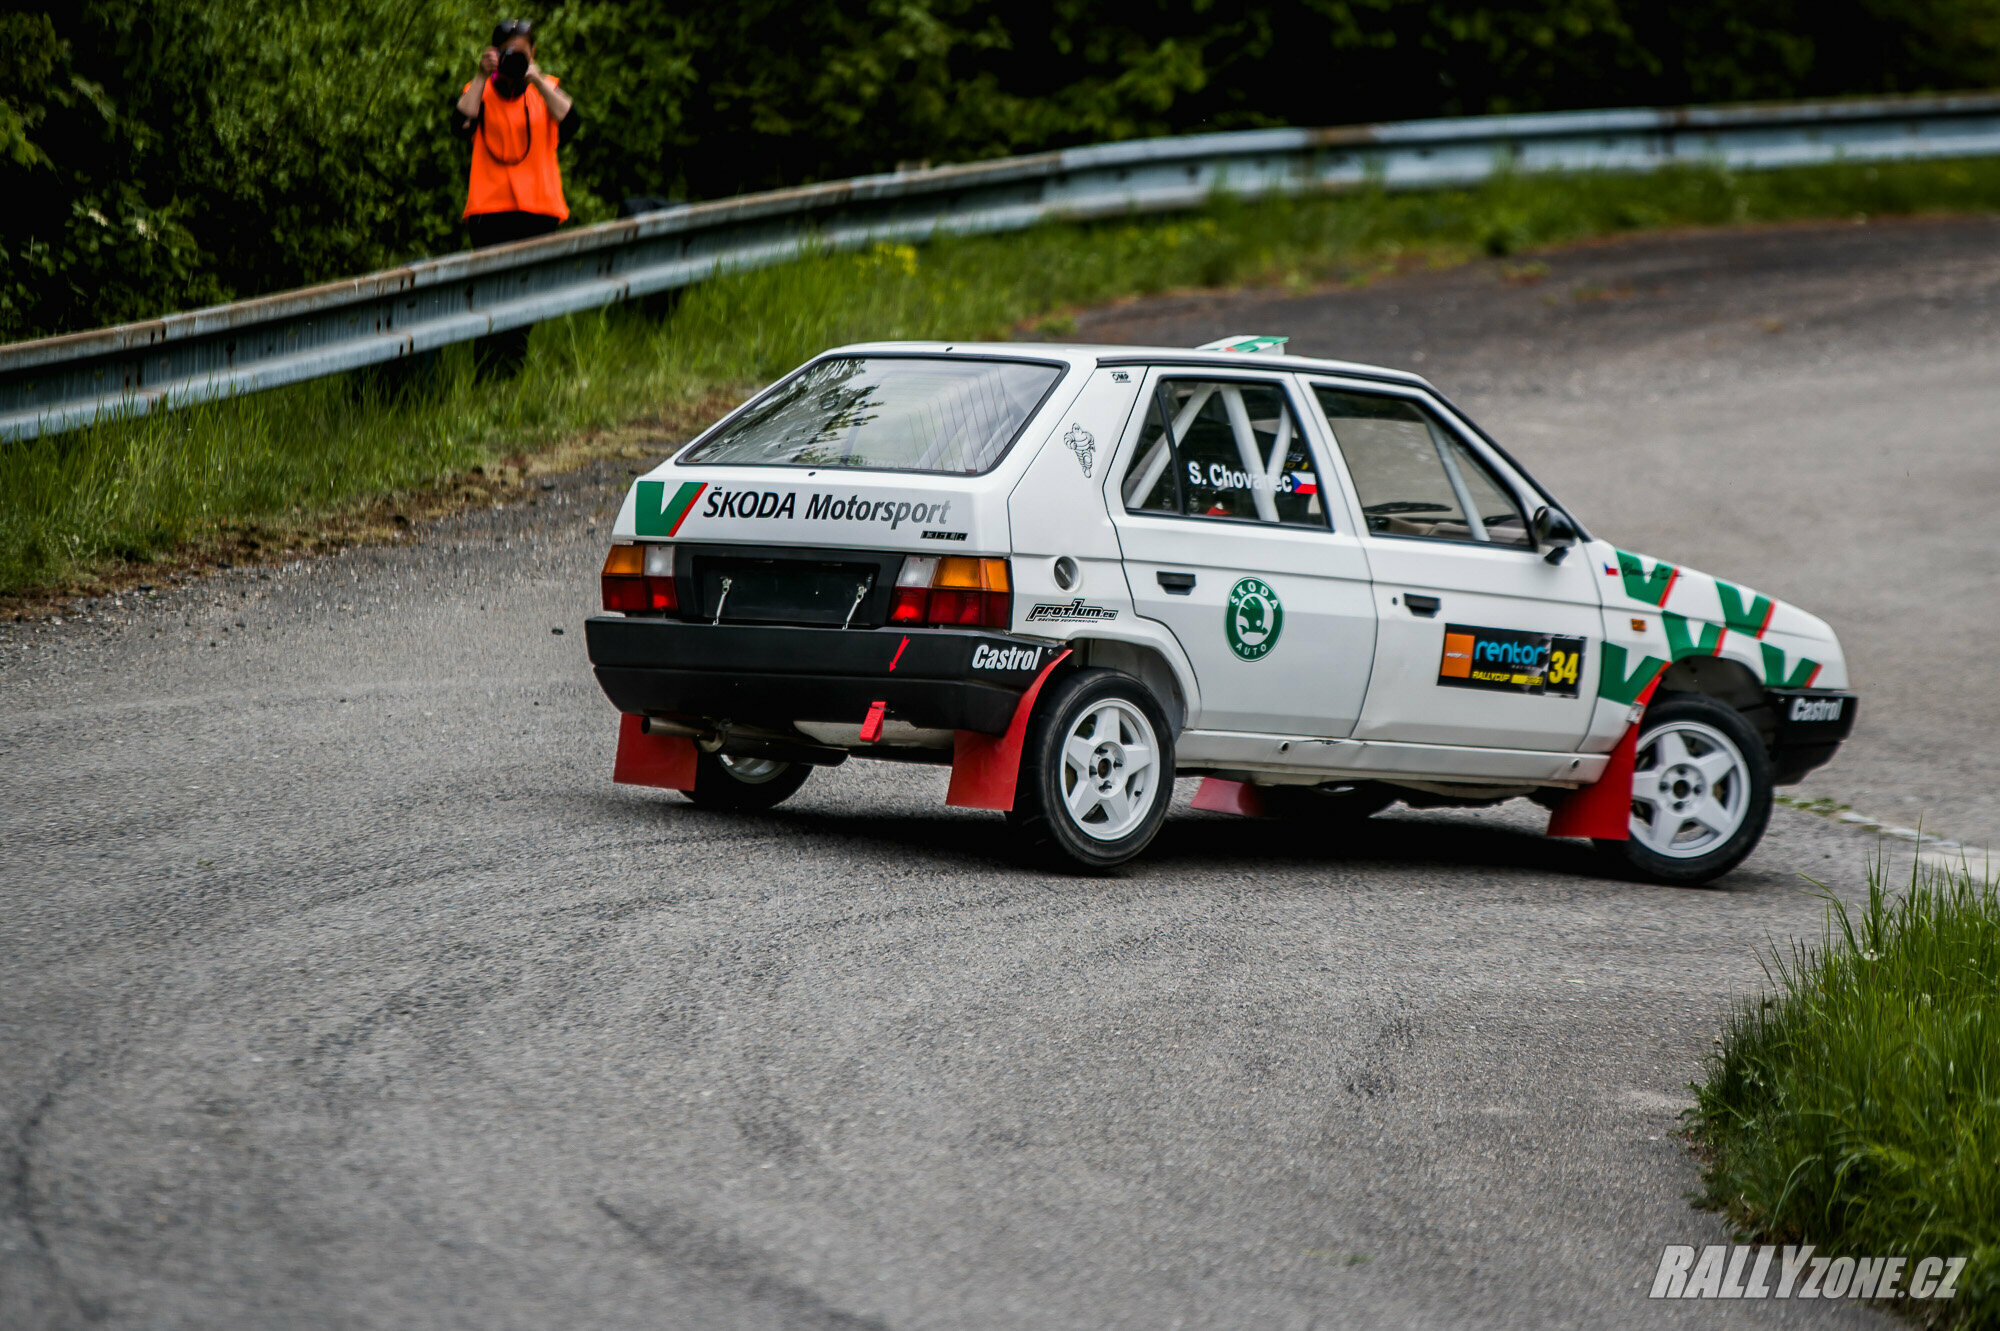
[
  {"x1": 1546, "y1": 680, "x2": 1662, "y2": 841},
  {"x1": 946, "y1": 650, "x2": 1071, "y2": 812},
  {"x1": 1191, "y1": 778, "x2": 1266, "y2": 817},
  {"x1": 612, "y1": 713, "x2": 697, "y2": 791}
]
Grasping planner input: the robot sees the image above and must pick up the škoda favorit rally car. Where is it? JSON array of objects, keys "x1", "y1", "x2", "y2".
[{"x1": 584, "y1": 338, "x2": 1856, "y2": 881}]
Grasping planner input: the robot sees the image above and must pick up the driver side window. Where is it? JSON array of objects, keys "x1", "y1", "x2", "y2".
[
  {"x1": 1120, "y1": 379, "x2": 1329, "y2": 529},
  {"x1": 1313, "y1": 387, "x2": 1530, "y2": 547}
]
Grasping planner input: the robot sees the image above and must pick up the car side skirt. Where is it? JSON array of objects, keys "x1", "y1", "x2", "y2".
[{"x1": 1174, "y1": 730, "x2": 1609, "y2": 787}]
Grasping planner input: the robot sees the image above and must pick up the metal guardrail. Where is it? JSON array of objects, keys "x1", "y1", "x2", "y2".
[{"x1": 7, "y1": 89, "x2": 2000, "y2": 441}]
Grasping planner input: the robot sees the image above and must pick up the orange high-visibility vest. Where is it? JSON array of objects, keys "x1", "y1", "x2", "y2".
[{"x1": 462, "y1": 76, "x2": 568, "y2": 221}]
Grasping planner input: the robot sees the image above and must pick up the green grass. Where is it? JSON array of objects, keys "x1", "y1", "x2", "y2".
[
  {"x1": 1692, "y1": 853, "x2": 2000, "y2": 1322},
  {"x1": 12, "y1": 154, "x2": 2000, "y2": 597}
]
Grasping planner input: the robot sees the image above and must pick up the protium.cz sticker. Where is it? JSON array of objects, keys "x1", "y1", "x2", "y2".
[{"x1": 1437, "y1": 623, "x2": 1585, "y2": 697}]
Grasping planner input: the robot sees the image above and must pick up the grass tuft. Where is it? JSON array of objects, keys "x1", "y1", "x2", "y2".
[
  {"x1": 12, "y1": 154, "x2": 2000, "y2": 598},
  {"x1": 1691, "y1": 851, "x2": 2000, "y2": 1323}
]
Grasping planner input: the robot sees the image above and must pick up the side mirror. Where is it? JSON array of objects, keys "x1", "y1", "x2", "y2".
[{"x1": 1532, "y1": 506, "x2": 1579, "y2": 564}]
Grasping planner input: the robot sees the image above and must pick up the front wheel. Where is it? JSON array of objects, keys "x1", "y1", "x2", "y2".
[
  {"x1": 1597, "y1": 694, "x2": 1773, "y2": 886},
  {"x1": 1010, "y1": 669, "x2": 1176, "y2": 873},
  {"x1": 685, "y1": 751, "x2": 812, "y2": 811}
]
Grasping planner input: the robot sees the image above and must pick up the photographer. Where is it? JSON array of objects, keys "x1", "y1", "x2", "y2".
[{"x1": 451, "y1": 18, "x2": 579, "y2": 373}]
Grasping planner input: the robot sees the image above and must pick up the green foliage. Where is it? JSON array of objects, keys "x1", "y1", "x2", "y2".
[
  {"x1": 9, "y1": 154, "x2": 2000, "y2": 595},
  {"x1": 546, "y1": 0, "x2": 1217, "y2": 203},
  {"x1": 177, "y1": 0, "x2": 493, "y2": 293},
  {"x1": 0, "y1": 0, "x2": 496, "y2": 337},
  {"x1": 0, "y1": 7, "x2": 222, "y2": 334},
  {"x1": 1691, "y1": 852, "x2": 2000, "y2": 1322},
  {"x1": 11, "y1": 0, "x2": 2000, "y2": 339}
]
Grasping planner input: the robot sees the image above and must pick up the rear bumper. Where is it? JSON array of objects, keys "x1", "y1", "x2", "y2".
[
  {"x1": 1765, "y1": 688, "x2": 1858, "y2": 785},
  {"x1": 585, "y1": 617, "x2": 1057, "y2": 736}
]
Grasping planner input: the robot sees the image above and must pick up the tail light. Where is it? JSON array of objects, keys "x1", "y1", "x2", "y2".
[
  {"x1": 601, "y1": 543, "x2": 677, "y2": 613},
  {"x1": 890, "y1": 555, "x2": 1011, "y2": 629}
]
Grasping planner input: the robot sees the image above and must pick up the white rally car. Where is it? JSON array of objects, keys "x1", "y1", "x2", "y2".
[{"x1": 586, "y1": 338, "x2": 1856, "y2": 882}]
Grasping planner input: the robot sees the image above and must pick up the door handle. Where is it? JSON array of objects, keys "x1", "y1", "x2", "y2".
[
  {"x1": 1157, "y1": 571, "x2": 1197, "y2": 595},
  {"x1": 1405, "y1": 594, "x2": 1441, "y2": 617}
]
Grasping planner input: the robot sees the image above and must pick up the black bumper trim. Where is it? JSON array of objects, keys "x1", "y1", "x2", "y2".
[
  {"x1": 585, "y1": 617, "x2": 1057, "y2": 736},
  {"x1": 1765, "y1": 688, "x2": 1858, "y2": 785},
  {"x1": 595, "y1": 668, "x2": 1022, "y2": 734}
]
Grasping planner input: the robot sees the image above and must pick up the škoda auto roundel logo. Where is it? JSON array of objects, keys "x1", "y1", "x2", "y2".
[{"x1": 1225, "y1": 578, "x2": 1283, "y2": 661}]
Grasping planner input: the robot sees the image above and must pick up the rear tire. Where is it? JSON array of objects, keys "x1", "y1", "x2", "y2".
[
  {"x1": 1596, "y1": 694, "x2": 1772, "y2": 886},
  {"x1": 1010, "y1": 669, "x2": 1176, "y2": 873},
  {"x1": 686, "y1": 751, "x2": 812, "y2": 811}
]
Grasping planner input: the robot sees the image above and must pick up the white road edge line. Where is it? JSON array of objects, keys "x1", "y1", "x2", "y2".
[{"x1": 1776, "y1": 794, "x2": 1993, "y2": 870}]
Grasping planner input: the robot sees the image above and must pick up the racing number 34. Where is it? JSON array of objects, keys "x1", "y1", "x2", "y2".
[
  {"x1": 1548, "y1": 644, "x2": 1583, "y2": 690},
  {"x1": 1438, "y1": 623, "x2": 1586, "y2": 698}
]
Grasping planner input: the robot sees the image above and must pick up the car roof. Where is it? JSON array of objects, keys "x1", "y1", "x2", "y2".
[
  {"x1": 693, "y1": 339, "x2": 1582, "y2": 535},
  {"x1": 823, "y1": 341, "x2": 1436, "y2": 392},
  {"x1": 817, "y1": 341, "x2": 1589, "y2": 535}
]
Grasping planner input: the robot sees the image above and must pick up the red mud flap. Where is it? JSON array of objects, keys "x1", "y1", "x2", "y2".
[
  {"x1": 1546, "y1": 679, "x2": 1663, "y2": 841},
  {"x1": 612, "y1": 713, "x2": 698, "y2": 791},
  {"x1": 1191, "y1": 778, "x2": 1266, "y2": 817},
  {"x1": 945, "y1": 650, "x2": 1072, "y2": 812}
]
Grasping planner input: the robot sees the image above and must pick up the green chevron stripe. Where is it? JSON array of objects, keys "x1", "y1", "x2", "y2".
[
  {"x1": 1663, "y1": 611, "x2": 1724, "y2": 660},
  {"x1": 1760, "y1": 642, "x2": 1821, "y2": 687},
  {"x1": 1716, "y1": 580, "x2": 1775, "y2": 637},
  {"x1": 1600, "y1": 642, "x2": 1670, "y2": 704},
  {"x1": 633, "y1": 480, "x2": 706, "y2": 537},
  {"x1": 1615, "y1": 549, "x2": 1676, "y2": 606}
]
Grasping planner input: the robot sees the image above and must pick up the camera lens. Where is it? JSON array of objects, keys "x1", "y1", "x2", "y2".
[{"x1": 498, "y1": 50, "x2": 528, "y2": 79}]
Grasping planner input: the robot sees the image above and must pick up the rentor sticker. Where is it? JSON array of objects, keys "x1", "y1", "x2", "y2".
[{"x1": 1437, "y1": 623, "x2": 1585, "y2": 697}]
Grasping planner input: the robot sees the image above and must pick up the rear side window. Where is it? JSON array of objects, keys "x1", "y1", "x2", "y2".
[
  {"x1": 681, "y1": 356, "x2": 1064, "y2": 474},
  {"x1": 1120, "y1": 380, "x2": 1329, "y2": 528},
  {"x1": 1313, "y1": 387, "x2": 1529, "y2": 547}
]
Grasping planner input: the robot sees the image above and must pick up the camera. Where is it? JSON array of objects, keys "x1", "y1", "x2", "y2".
[{"x1": 497, "y1": 49, "x2": 529, "y2": 80}]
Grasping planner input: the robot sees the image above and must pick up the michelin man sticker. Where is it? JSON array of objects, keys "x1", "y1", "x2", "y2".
[
  {"x1": 1225, "y1": 577, "x2": 1283, "y2": 661},
  {"x1": 1064, "y1": 423, "x2": 1096, "y2": 477}
]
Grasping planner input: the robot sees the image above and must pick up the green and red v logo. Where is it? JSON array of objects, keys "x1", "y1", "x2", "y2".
[
  {"x1": 1715, "y1": 580, "x2": 1776, "y2": 638},
  {"x1": 634, "y1": 481, "x2": 706, "y2": 537},
  {"x1": 1662, "y1": 611, "x2": 1724, "y2": 660},
  {"x1": 1615, "y1": 549, "x2": 1678, "y2": 607},
  {"x1": 1600, "y1": 642, "x2": 1669, "y2": 704},
  {"x1": 1760, "y1": 642, "x2": 1822, "y2": 688}
]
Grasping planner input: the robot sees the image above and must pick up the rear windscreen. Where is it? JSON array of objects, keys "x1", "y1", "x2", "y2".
[{"x1": 679, "y1": 356, "x2": 1064, "y2": 474}]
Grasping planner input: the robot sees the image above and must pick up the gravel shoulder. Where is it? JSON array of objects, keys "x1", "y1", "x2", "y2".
[{"x1": 5, "y1": 219, "x2": 1981, "y2": 1328}]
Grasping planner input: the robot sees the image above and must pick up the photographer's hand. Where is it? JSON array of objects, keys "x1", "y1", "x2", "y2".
[
  {"x1": 456, "y1": 48, "x2": 497, "y2": 119},
  {"x1": 526, "y1": 60, "x2": 573, "y2": 124}
]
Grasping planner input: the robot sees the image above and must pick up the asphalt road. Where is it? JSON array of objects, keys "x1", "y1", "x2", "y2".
[{"x1": 8, "y1": 217, "x2": 1993, "y2": 1329}]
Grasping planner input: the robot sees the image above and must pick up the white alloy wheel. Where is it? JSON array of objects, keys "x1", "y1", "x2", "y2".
[
  {"x1": 1011, "y1": 668, "x2": 1177, "y2": 872},
  {"x1": 1059, "y1": 699, "x2": 1161, "y2": 841},
  {"x1": 717, "y1": 753, "x2": 787, "y2": 784},
  {"x1": 1629, "y1": 719, "x2": 1751, "y2": 859},
  {"x1": 689, "y1": 749, "x2": 813, "y2": 810}
]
